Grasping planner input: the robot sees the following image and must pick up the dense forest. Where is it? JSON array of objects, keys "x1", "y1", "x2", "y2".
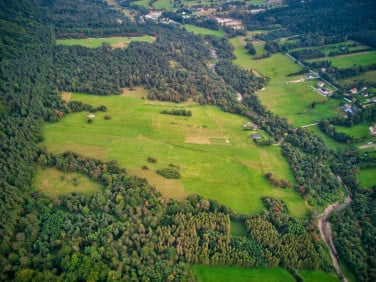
[{"x1": 0, "y1": 0, "x2": 375, "y2": 281}]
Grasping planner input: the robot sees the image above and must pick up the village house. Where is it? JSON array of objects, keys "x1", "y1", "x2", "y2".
[
  {"x1": 317, "y1": 81, "x2": 324, "y2": 88},
  {"x1": 350, "y1": 87, "x2": 358, "y2": 95}
]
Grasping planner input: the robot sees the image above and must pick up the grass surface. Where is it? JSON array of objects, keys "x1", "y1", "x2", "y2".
[
  {"x1": 56, "y1": 35, "x2": 154, "y2": 48},
  {"x1": 308, "y1": 51, "x2": 376, "y2": 68},
  {"x1": 153, "y1": 0, "x2": 173, "y2": 9},
  {"x1": 299, "y1": 270, "x2": 339, "y2": 282},
  {"x1": 133, "y1": 0, "x2": 150, "y2": 8},
  {"x1": 183, "y1": 24, "x2": 225, "y2": 37},
  {"x1": 339, "y1": 70, "x2": 376, "y2": 88},
  {"x1": 358, "y1": 168, "x2": 376, "y2": 188},
  {"x1": 192, "y1": 265, "x2": 295, "y2": 282},
  {"x1": 43, "y1": 89, "x2": 307, "y2": 217},
  {"x1": 230, "y1": 220, "x2": 247, "y2": 237},
  {"x1": 230, "y1": 36, "x2": 340, "y2": 126},
  {"x1": 307, "y1": 125, "x2": 347, "y2": 152},
  {"x1": 34, "y1": 167, "x2": 101, "y2": 197},
  {"x1": 289, "y1": 40, "x2": 369, "y2": 56},
  {"x1": 335, "y1": 123, "x2": 371, "y2": 138}
]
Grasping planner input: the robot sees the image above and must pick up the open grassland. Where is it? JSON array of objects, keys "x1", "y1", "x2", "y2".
[
  {"x1": 358, "y1": 168, "x2": 376, "y2": 188},
  {"x1": 43, "y1": 89, "x2": 307, "y2": 217},
  {"x1": 34, "y1": 167, "x2": 101, "y2": 198},
  {"x1": 339, "y1": 70, "x2": 376, "y2": 88},
  {"x1": 230, "y1": 220, "x2": 247, "y2": 237},
  {"x1": 230, "y1": 38, "x2": 337, "y2": 125},
  {"x1": 335, "y1": 123, "x2": 371, "y2": 138},
  {"x1": 153, "y1": 0, "x2": 173, "y2": 9},
  {"x1": 133, "y1": 0, "x2": 150, "y2": 8},
  {"x1": 299, "y1": 270, "x2": 339, "y2": 282},
  {"x1": 56, "y1": 35, "x2": 154, "y2": 48},
  {"x1": 192, "y1": 265, "x2": 295, "y2": 282},
  {"x1": 182, "y1": 24, "x2": 225, "y2": 37},
  {"x1": 289, "y1": 40, "x2": 369, "y2": 56},
  {"x1": 230, "y1": 36, "x2": 340, "y2": 126},
  {"x1": 308, "y1": 51, "x2": 376, "y2": 68}
]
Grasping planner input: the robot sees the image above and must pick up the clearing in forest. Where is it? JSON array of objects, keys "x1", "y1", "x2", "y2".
[
  {"x1": 229, "y1": 37, "x2": 340, "y2": 127},
  {"x1": 56, "y1": 35, "x2": 155, "y2": 49},
  {"x1": 34, "y1": 167, "x2": 101, "y2": 198},
  {"x1": 183, "y1": 24, "x2": 225, "y2": 37},
  {"x1": 43, "y1": 88, "x2": 308, "y2": 217}
]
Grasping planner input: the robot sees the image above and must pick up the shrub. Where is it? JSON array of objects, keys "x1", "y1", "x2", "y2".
[{"x1": 157, "y1": 168, "x2": 181, "y2": 179}]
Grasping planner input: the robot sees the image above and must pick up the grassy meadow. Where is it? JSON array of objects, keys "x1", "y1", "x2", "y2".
[
  {"x1": 335, "y1": 123, "x2": 371, "y2": 138},
  {"x1": 56, "y1": 35, "x2": 155, "y2": 48},
  {"x1": 34, "y1": 167, "x2": 101, "y2": 198},
  {"x1": 183, "y1": 24, "x2": 225, "y2": 37},
  {"x1": 358, "y1": 168, "x2": 376, "y2": 188},
  {"x1": 230, "y1": 220, "x2": 247, "y2": 237},
  {"x1": 308, "y1": 50, "x2": 376, "y2": 68},
  {"x1": 299, "y1": 270, "x2": 339, "y2": 282},
  {"x1": 42, "y1": 89, "x2": 308, "y2": 217},
  {"x1": 230, "y1": 36, "x2": 339, "y2": 126},
  {"x1": 133, "y1": 0, "x2": 150, "y2": 8},
  {"x1": 153, "y1": 0, "x2": 173, "y2": 9},
  {"x1": 192, "y1": 265, "x2": 295, "y2": 282}
]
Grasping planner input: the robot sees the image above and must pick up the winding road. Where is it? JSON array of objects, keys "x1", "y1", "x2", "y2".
[{"x1": 317, "y1": 177, "x2": 352, "y2": 282}]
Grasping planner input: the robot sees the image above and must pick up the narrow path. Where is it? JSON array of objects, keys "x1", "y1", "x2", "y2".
[
  {"x1": 301, "y1": 122, "x2": 318, "y2": 128},
  {"x1": 317, "y1": 177, "x2": 352, "y2": 282}
]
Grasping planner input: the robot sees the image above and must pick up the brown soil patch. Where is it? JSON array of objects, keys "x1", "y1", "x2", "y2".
[
  {"x1": 111, "y1": 42, "x2": 128, "y2": 49},
  {"x1": 61, "y1": 92, "x2": 72, "y2": 102}
]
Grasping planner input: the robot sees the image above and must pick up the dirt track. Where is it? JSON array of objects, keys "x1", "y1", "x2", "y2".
[{"x1": 318, "y1": 178, "x2": 352, "y2": 282}]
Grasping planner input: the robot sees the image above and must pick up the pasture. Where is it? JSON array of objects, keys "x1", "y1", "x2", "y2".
[
  {"x1": 229, "y1": 36, "x2": 339, "y2": 126},
  {"x1": 34, "y1": 167, "x2": 101, "y2": 198},
  {"x1": 56, "y1": 35, "x2": 154, "y2": 48},
  {"x1": 339, "y1": 70, "x2": 376, "y2": 88},
  {"x1": 192, "y1": 265, "x2": 295, "y2": 282},
  {"x1": 153, "y1": 0, "x2": 173, "y2": 9},
  {"x1": 289, "y1": 40, "x2": 369, "y2": 56},
  {"x1": 308, "y1": 50, "x2": 376, "y2": 68},
  {"x1": 43, "y1": 89, "x2": 308, "y2": 217},
  {"x1": 299, "y1": 270, "x2": 339, "y2": 282},
  {"x1": 182, "y1": 24, "x2": 225, "y2": 37},
  {"x1": 133, "y1": 0, "x2": 150, "y2": 8},
  {"x1": 358, "y1": 168, "x2": 376, "y2": 188},
  {"x1": 307, "y1": 125, "x2": 347, "y2": 152},
  {"x1": 335, "y1": 123, "x2": 371, "y2": 138}
]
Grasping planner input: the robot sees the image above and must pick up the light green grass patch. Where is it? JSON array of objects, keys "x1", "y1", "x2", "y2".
[
  {"x1": 56, "y1": 35, "x2": 154, "y2": 48},
  {"x1": 43, "y1": 90, "x2": 307, "y2": 217},
  {"x1": 335, "y1": 123, "x2": 371, "y2": 138},
  {"x1": 34, "y1": 167, "x2": 101, "y2": 197},
  {"x1": 192, "y1": 265, "x2": 295, "y2": 282},
  {"x1": 230, "y1": 36, "x2": 339, "y2": 126},
  {"x1": 183, "y1": 24, "x2": 225, "y2": 37},
  {"x1": 230, "y1": 220, "x2": 247, "y2": 237},
  {"x1": 339, "y1": 70, "x2": 376, "y2": 88},
  {"x1": 308, "y1": 51, "x2": 376, "y2": 68},
  {"x1": 133, "y1": 0, "x2": 150, "y2": 8},
  {"x1": 289, "y1": 40, "x2": 369, "y2": 56},
  {"x1": 246, "y1": 0, "x2": 265, "y2": 5},
  {"x1": 299, "y1": 270, "x2": 339, "y2": 282},
  {"x1": 358, "y1": 168, "x2": 376, "y2": 188},
  {"x1": 153, "y1": 0, "x2": 173, "y2": 9}
]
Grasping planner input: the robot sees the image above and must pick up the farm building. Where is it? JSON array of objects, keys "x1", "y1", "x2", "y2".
[
  {"x1": 317, "y1": 81, "x2": 324, "y2": 88},
  {"x1": 350, "y1": 88, "x2": 358, "y2": 94},
  {"x1": 243, "y1": 122, "x2": 258, "y2": 131}
]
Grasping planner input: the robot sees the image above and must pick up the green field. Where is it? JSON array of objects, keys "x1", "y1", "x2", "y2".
[
  {"x1": 230, "y1": 220, "x2": 247, "y2": 237},
  {"x1": 289, "y1": 40, "x2": 369, "y2": 56},
  {"x1": 230, "y1": 37, "x2": 340, "y2": 126},
  {"x1": 34, "y1": 167, "x2": 101, "y2": 198},
  {"x1": 153, "y1": 0, "x2": 173, "y2": 9},
  {"x1": 247, "y1": 0, "x2": 265, "y2": 5},
  {"x1": 335, "y1": 123, "x2": 371, "y2": 138},
  {"x1": 339, "y1": 70, "x2": 376, "y2": 88},
  {"x1": 183, "y1": 24, "x2": 225, "y2": 37},
  {"x1": 358, "y1": 168, "x2": 376, "y2": 188},
  {"x1": 308, "y1": 51, "x2": 376, "y2": 68},
  {"x1": 43, "y1": 89, "x2": 307, "y2": 217},
  {"x1": 299, "y1": 270, "x2": 339, "y2": 282},
  {"x1": 192, "y1": 265, "x2": 295, "y2": 282},
  {"x1": 56, "y1": 35, "x2": 154, "y2": 48},
  {"x1": 133, "y1": 0, "x2": 150, "y2": 8}
]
